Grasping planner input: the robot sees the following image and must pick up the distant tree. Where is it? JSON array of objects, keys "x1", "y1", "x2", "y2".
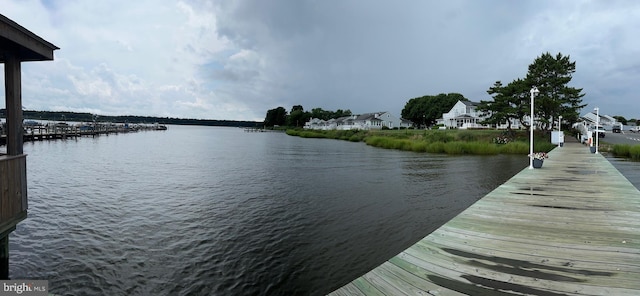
[
  {"x1": 287, "y1": 105, "x2": 310, "y2": 127},
  {"x1": 478, "y1": 81, "x2": 511, "y2": 129},
  {"x1": 310, "y1": 108, "x2": 329, "y2": 120},
  {"x1": 613, "y1": 116, "x2": 627, "y2": 125},
  {"x1": 478, "y1": 79, "x2": 531, "y2": 130},
  {"x1": 401, "y1": 93, "x2": 467, "y2": 127},
  {"x1": 629, "y1": 118, "x2": 637, "y2": 125},
  {"x1": 333, "y1": 109, "x2": 352, "y2": 119},
  {"x1": 264, "y1": 106, "x2": 287, "y2": 127},
  {"x1": 307, "y1": 107, "x2": 352, "y2": 120},
  {"x1": 480, "y1": 52, "x2": 586, "y2": 131},
  {"x1": 525, "y1": 52, "x2": 586, "y2": 130}
]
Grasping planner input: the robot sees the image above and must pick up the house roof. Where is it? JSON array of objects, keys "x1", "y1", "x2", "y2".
[
  {"x1": 355, "y1": 113, "x2": 383, "y2": 121},
  {"x1": 461, "y1": 101, "x2": 480, "y2": 107}
]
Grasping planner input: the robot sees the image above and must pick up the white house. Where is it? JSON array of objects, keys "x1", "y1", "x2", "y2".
[
  {"x1": 440, "y1": 101, "x2": 488, "y2": 129},
  {"x1": 304, "y1": 111, "x2": 413, "y2": 130},
  {"x1": 581, "y1": 111, "x2": 617, "y2": 130},
  {"x1": 438, "y1": 100, "x2": 530, "y2": 129}
]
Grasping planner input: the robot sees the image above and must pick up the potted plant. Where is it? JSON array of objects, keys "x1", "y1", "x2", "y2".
[{"x1": 529, "y1": 152, "x2": 549, "y2": 168}]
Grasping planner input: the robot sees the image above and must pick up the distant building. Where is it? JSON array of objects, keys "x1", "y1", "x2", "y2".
[
  {"x1": 304, "y1": 111, "x2": 413, "y2": 130},
  {"x1": 437, "y1": 100, "x2": 527, "y2": 129},
  {"x1": 580, "y1": 112, "x2": 618, "y2": 130},
  {"x1": 439, "y1": 101, "x2": 488, "y2": 129}
]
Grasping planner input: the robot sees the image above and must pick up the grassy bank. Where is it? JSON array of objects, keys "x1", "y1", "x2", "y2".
[
  {"x1": 286, "y1": 129, "x2": 556, "y2": 155},
  {"x1": 610, "y1": 144, "x2": 640, "y2": 161}
]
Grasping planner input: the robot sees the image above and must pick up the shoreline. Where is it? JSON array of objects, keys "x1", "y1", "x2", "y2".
[{"x1": 286, "y1": 128, "x2": 557, "y2": 155}]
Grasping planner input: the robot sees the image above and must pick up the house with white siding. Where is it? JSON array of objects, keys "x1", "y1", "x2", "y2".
[
  {"x1": 438, "y1": 100, "x2": 525, "y2": 129},
  {"x1": 304, "y1": 111, "x2": 413, "y2": 130},
  {"x1": 440, "y1": 101, "x2": 488, "y2": 129},
  {"x1": 581, "y1": 112, "x2": 617, "y2": 130}
]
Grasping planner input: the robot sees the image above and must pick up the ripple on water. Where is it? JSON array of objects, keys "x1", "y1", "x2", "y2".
[{"x1": 9, "y1": 127, "x2": 572, "y2": 295}]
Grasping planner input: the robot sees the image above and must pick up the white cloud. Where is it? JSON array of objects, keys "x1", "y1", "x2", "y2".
[{"x1": 3, "y1": 0, "x2": 640, "y2": 121}]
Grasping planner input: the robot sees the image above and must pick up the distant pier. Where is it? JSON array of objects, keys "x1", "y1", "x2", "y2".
[
  {"x1": 330, "y1": 141, "x2": 640, "y2": 295},
  {"x1": 0, "y1": 122, "x2": 167, "y2": 146},
  {"x1": 243, "y1": 127, "x2": 284, "y2": 133}
]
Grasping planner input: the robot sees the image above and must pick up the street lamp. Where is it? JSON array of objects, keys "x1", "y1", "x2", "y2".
[
  {"x1": 558, "y1": 115, "x2": 563, "y2": 147},
  {"x1": 558, "y1": 116, "x2": 562, "y2": 132},
  {"x1": 594, "y1": 107, "x2": 599, "y2": 154},
  {"x1": 529, "y1": 86, "x2": 539, "y2": 169}
]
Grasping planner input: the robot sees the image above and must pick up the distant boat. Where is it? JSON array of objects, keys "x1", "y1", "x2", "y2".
[{"x1": 154, "y1": 123, "x2": 168, "y2": 130}]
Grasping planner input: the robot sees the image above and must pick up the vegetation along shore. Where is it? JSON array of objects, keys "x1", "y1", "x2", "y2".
[{"x1": 286, "y1": 129, "x2": 557, "y2": 156}]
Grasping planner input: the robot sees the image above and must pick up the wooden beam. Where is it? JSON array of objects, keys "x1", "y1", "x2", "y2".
[
  {"x1": 4, "y1": 52, "x2": 23, "y2": 155},
  {"x1": 0, "y1": 14, "x2": 58, "y2": 61}
]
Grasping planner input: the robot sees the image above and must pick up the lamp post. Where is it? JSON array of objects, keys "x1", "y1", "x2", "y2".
[
  {"x1": 558, "y1": 115, "x2": 563, "y2": 147},
  {"x1": 529, "y1": 86, "x2": 539, "y2": 169},
  {"x1": 558, "y1": 116, "x2": 562, "y2": 132},
  {"x1": 594, "y1": 107, "x2": 599, "y2": 154}
]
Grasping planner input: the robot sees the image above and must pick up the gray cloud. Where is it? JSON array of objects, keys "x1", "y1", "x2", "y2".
[{"x1": 3, "y1": 0, "x2": 640, "y2": 121}]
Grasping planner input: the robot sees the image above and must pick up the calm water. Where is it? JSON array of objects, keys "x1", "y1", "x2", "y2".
[{"x1": 7, "y1": 126, "x2": 638, "y2": 295}]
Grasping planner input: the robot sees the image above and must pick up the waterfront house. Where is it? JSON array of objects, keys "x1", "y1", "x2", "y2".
[
  {"x1": 438, "y1": 100, "x2": 526, "y2": 129},
  {"x1": 581, "y1": 111, "x2": 617, "y2": 130},
  {"x1": 440, "y1": 100, "x2": 489, "y2": 129},
  {"x1": 304, "y1": 112, "x2": 413, "y2": 130}
]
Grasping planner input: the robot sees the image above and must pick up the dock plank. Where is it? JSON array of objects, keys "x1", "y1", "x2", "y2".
[{"x1": 330, "y1": 142, "x2": 640, "y2": 295}]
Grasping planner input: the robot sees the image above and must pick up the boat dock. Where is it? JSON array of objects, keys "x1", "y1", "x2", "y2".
[
  {"x1": 330, "y1": 141, "x2": 640, "y2": 295},
  {"x1": 0, "y1": 122, "x2": 167, "y2": 146}
]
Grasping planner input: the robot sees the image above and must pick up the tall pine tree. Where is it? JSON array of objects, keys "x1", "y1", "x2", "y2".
[{"x1": 526, "y1": 52, "x2": 585, "y2": 130}]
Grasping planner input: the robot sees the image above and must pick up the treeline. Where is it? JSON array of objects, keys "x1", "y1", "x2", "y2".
[
  {"x1": 265, "y1": 52, "x2": 631, "y2": 131},
  {"x1": 1, "y1": 110, "x2": 262, "y2": 128},
  {"x1": 264, "y1": 105, "x2": 352, "y2": 127},
  {"x1": 613, "y1": 116, "x2": 639, "y2": 126}
]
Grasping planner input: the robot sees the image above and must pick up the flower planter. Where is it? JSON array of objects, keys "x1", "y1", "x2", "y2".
[
  {"x1": 590, "y1": 146, "x2": 596, "y2": 153},
  {"x1": 532, "y1": 158, "x2": 544, "y2": 168}
]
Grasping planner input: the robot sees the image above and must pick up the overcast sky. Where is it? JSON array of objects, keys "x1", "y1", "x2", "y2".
[{"x1": 3, "y1": 0, "x2": 640, "y2": 121}]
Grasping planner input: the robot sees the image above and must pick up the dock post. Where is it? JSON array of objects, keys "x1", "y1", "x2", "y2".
[{"x1": 0, "y1": 233, "x2": 9, "y2": 279}]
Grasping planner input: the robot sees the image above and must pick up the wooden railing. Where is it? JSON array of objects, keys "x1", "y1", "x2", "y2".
[{"x1": 0, "y1": 154, "x2": 27, "y2": 234}]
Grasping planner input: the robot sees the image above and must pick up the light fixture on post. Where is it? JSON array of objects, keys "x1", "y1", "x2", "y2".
[
  {"x1": 594, "y1": 107, "x2": 599, "y2": 154},
  {"x1": 558, "y1": 115, "x2": 563, "y2": 147},
  {"x1": 529, "y1": 86, "x2": 539, "y2": 169},
  {"x1": 558, "y1": 116, "x2": 562, "y2": 132}
]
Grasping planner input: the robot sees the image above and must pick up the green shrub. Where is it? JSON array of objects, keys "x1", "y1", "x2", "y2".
[
  {"x1": 498, "y1": 142, "x2": 529, "y2": 154},
  {"x1": 612, "y1": 144, "x2": 631, "y2": 157},
  {"x1": 348, "y1": 135, "x2": 361, "y2": 142},
  {"x1": 457, "y1": 131, "x2": 477, "y2": 142},
  {"x1": 410, "y1": 141, "x2": 428, "y2": 152},
  {"x1": 630, "y1": 145, "x2": 640, "y2": 161},
  {"x1": 426, "y1": 142, "x2": 446, "y2": 153},
  {"x1": 443, "y1": 141, "x2": 465, "y2": 154},
  {"x1": 424, "y1": 131, "x2": 454, "y2": 143}
]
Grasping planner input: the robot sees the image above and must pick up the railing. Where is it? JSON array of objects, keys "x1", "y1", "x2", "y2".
[{"x1": 0, "y1": 154, "x2": 27, "y2": 234}]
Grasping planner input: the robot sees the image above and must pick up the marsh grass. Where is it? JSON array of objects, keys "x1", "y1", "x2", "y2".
[
  {"x1": 287, "y1": 128, "x2": 554, "y2": 155},
  {"x1": 612, "y1": 144, "x2": 640, "y2": 161}
]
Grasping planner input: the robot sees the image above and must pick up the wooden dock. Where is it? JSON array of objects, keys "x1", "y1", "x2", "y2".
[
  {"x1": 0, "y1": 123, "x2": 166, "y2": 145},
  {"x1": 330, "y1": 141, "x2": 640, "y2": 295}
]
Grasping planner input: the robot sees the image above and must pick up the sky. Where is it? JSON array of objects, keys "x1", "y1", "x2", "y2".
[{"x1": 2, "y1": 0, "x2": 640, "y2": 121}]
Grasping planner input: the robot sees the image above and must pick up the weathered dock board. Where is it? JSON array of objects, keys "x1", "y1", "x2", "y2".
[{"x1": 330, "y1": 142, "x2": 640, "y2": 295}]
